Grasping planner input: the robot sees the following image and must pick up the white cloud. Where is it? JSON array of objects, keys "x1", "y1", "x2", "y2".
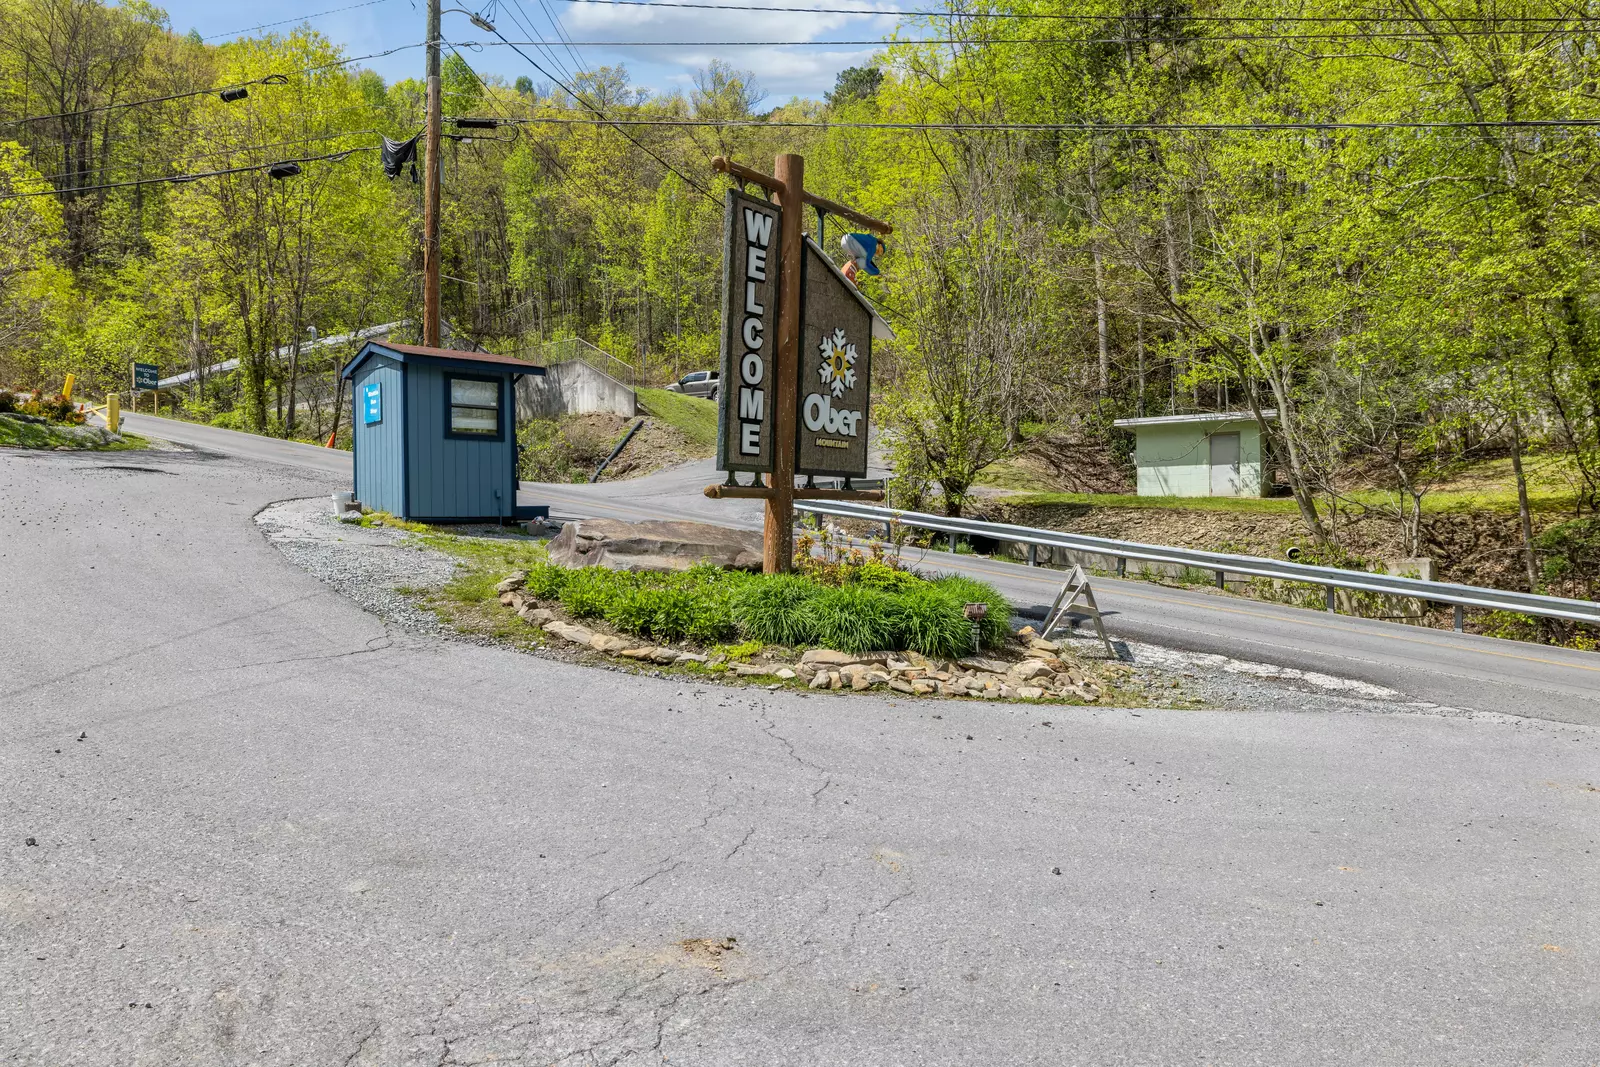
[{"x1": 552, "y1": 0, "x2": 901, "y2": 97}]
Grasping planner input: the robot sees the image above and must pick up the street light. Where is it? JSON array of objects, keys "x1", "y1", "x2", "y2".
[{"x1": 442, "y1": 7, "x2": 497, "y2": 32}]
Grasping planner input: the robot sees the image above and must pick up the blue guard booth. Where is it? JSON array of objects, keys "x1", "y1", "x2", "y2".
[{"x1": 341, "y1": 340, "x2": 548, "y2": 523}]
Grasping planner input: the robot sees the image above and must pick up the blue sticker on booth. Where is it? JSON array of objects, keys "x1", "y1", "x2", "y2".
[{"x1": 363, "y1": 382, "x2": 382, "y2": 424}]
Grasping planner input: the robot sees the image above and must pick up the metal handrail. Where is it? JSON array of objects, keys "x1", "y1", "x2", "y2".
[
  {"x1": 795, "y1": 499, "x2": 1600, "y2": 627},
  {"x1": 537, "y1": 338, "x2": 638, "y2": 387}
]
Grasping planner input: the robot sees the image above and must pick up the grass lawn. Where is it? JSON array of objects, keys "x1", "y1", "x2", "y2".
[
  {"x1": 974, "y1": 456, "x2": 1061, "y2": 493},
  {"x1": 636, "y1": 388, "x2": 718, "y2": 451}
]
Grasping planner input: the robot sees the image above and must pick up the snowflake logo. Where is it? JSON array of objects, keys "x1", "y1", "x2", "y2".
[{"x1": 817, "y1": 328, "x2": 857, "y2": 398}]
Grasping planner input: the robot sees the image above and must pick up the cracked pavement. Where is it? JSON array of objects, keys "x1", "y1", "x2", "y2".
[{"x1": 3, "y1": 446, "x2": 1600, "y2": 1065}]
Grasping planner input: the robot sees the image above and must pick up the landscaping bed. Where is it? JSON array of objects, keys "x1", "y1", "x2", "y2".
[{"x1": 492, "y1": 562, "x2": 1138, "y2": 704}]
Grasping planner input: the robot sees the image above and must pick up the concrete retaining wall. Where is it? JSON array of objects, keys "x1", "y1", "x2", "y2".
[{"x1": 517, "y1": 360, "x2": 636, "y2": 419}]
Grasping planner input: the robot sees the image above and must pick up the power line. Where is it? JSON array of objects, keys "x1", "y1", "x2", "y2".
[
  {"x1": 554, "y1": 0, "x2": 1600, "y2": 25},
  {"x1": 0, "y1": 147, "x2": 377, "y2": 201},
  {"x1": 502, "y1": 0, "x2": 583, "y2": 82},
  {"x1": 0, "y1": 44, "x2": 424, "y2": 129},
  {"x1": 473, "y1": 29, "x2": 1600, "y2": 45},
  {"x1": 528, "y1": 0, "x2": 590, "y2": 73},
  {"x1": 467, "y1": 27, "x2": 719, "y2": 201},
  {"x1": 202, "y1": 0, "x2": 396, "y2": 41},
  {"x1": 26, "y1": 129, "x2": 395, "y2": 187},
  {"x1": 479, "y1": 113, "x2": 1600, "y2": 132}
]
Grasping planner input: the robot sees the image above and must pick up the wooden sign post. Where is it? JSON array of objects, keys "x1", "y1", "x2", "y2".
[{"x1": 704, "y1": 153, "x2": 894, "y2": 573}]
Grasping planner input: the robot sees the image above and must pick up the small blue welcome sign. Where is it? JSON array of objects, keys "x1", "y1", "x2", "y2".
[{"x1": 362, "y1": 382, "x2": 382, "y2": 424}]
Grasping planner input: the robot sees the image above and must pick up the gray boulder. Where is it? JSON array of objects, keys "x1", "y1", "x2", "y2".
[{"x1": 545, "y1": 518, "x2": 763, "y2": 572}]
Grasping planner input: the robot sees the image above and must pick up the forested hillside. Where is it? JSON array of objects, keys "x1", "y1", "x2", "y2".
[{"x1": 5, "y1": 0, "x2": 1600, "y2": 590}]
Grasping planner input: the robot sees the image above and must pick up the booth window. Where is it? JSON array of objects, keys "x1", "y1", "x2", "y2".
[{"x1": 448, "y1": 377, "x2": 500, "y2": 435}]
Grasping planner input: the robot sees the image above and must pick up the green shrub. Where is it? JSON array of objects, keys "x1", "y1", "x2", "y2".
[
  {"x1": 19, "y1": 392, "x2": 82, "y2": 424},
  {"x1": 1537, "y1": 516, "x2": 1600, "y2": 600},
  {"x1": 799, "y1": 585, "x2": 898, "y2": 653},
  {"x1": 560, "y1": 568, "x2": 631, "y2": 618},
  {"x1": 732, "y1": 574, "x2": 821, "y2": 646},
  {"x1": 0, "y1": 391, "x2": 16, "y2": 414},
  {"x1": 523, "y1": 561, "x2": 571, "y2": 600},
  {"x1": 892, "y1": 585, "x2": 976, "y2": 659},
  {"x1": 588, "y1": 574, "x2": 738, "y2": 643},
  {"x1": 603, "y1": 585, "x2": 659, "y2": 633},
  {"x1": 930, "y1": 575, "x2": 1010, "y2": 649}
]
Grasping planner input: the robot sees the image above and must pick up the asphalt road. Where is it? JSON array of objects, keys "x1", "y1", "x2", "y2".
[{"x1": 0, "y1": 415, "x2": 1592, "y2": 1063}]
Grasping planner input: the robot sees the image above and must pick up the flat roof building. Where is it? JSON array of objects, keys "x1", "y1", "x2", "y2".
[{"x1": 1112, "y1": 410, "x2": 1277, "y2": 498}]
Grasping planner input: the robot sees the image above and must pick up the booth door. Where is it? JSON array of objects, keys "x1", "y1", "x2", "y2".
[{"x1": 1209, "y1": 432, "x2": 1240, "y2": 496}]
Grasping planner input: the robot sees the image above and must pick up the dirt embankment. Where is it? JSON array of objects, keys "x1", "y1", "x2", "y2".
[
  {"x1": 991, "y1": 501, "x2": 1555, "y2": 591},
  {"x1": 520, "y1": 413, "x2": 710, "y2": 483}
]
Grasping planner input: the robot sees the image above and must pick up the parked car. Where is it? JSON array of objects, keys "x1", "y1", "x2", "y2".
[{"x1": 665, "y1": 370, "x2": 719, "y2": 399}]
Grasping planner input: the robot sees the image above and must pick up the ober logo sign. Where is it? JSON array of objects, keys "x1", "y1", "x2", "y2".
[
  {"x1": 716, "y1": 190, "x2": 781, "y2": 473},
  {"x1": 795, "y1": 239, "x2": 873, "y2": 479}
]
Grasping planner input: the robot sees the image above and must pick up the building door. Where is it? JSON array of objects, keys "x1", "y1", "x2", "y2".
[{"x1": 1210, "y1": 432, "x2": 1240, "y2": 496}]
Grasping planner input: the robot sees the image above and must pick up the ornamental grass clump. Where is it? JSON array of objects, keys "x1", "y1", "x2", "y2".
[
  {"x1": 731, "y1": 574, "x2": 821, "y2": 646},
  {"x1": 892, "y1": 584, "x2": 977, "y2": 659},
  {"x1": 798, "y1": 585, "x2": 899, "y2": 653}
]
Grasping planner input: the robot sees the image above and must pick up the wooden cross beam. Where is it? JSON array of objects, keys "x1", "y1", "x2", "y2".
[{"x1": 702, "y1": 484, "x2": 885, "y2": 501}]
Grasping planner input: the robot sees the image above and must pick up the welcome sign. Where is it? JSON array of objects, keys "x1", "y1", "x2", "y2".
[{"x1": 715, "y1": 189, "x2": 782, "y2": 474}]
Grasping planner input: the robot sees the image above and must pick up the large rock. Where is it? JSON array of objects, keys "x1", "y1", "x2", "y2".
[
  {"x1": 545, "y1": 518, "x2": 763, "y2": 572},
  {"x1": 1010, "y1": 660, "x2": 1055, "y2": 681}
]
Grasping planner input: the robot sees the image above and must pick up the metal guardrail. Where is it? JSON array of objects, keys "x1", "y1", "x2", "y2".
[
  {"x1": 794, "y1": 499, "x2": 1600, "y2": 629},
  {"x1": 537, "y1": 338, "x2": 638, "y2": 388}
]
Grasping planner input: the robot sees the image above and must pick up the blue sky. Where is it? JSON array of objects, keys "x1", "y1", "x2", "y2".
[{"x1": 157, "y1": 0, "x2": 904, "y2": 100}]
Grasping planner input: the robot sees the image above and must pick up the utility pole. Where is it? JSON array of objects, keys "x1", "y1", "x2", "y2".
[{"x1": 422, "y1": 0, "x2": 442, "y2": 347}]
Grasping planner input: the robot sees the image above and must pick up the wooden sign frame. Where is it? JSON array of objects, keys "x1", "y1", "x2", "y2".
[{"x1": 704, "y1": 155, "x2": 892, "y2": 572}]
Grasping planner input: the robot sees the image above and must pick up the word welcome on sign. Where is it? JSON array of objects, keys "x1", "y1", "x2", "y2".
[{"x1": 716, "y1": 189, "x2": 781, "y2": 474}]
